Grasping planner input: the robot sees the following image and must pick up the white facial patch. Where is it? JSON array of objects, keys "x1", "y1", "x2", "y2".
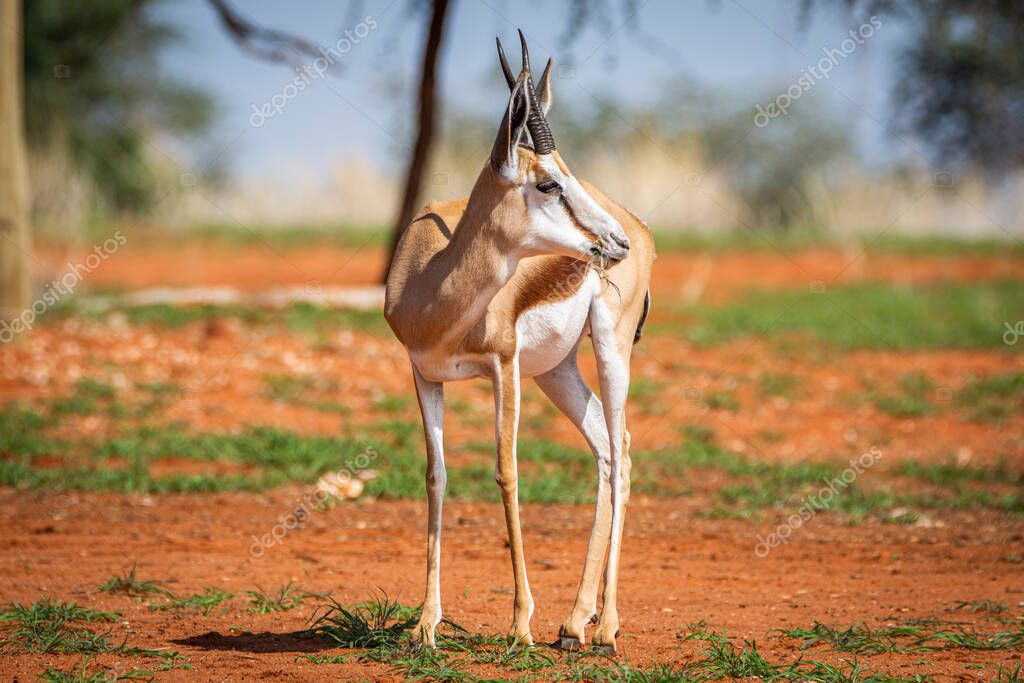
[
  {"x1": 516, "y1": 159, "x2": 593, "y2": 258},
  {"x1": 536, "y1": 155, "x2": 627, "y2": 252}
]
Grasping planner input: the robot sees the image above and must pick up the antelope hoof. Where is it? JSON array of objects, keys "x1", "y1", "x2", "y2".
[
  {"x1": 411, "y1": 621, "x2": 437, "y2": 650},
  {"x1": 553, "y1": 636, "x2": 583, "y2": 651},
  {"x1": 508, "y1": 633, "x2": 534, "y2": 649},
  {"x1": 508, "y1": 625, "x2": 534, "y2": 648},
  {"x1": 591, "y1": 624, "x2": 619, "y2": 656}
]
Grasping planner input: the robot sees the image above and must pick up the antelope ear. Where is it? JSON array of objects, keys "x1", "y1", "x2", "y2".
[
  {"x1": 536, "y1": 58, "x2": 553, "y2": 115},
  {"x1": 490, "y1": 73, "x2": 531, "y2": 180}
]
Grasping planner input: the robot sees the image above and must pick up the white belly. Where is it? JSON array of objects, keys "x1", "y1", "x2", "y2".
[
  {"x1": 407, "y1": 272, "x2": 600, "y2": 383},
  {"x1": 409, "y1": 350, "x2": 493, "y2": 383},
  {"x1": 516, "y1": 271, "x2": 599, "y2": 378}
]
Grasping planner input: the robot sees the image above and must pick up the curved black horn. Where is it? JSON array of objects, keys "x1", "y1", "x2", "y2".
[
  {"x1": 518, "y1": 30, "x2": 556, "y2": 153},
  {"x1": 518, "y1": 28, "x2": 531, "y2": 74},
  {"x1": 496, "y1": 30, "x2": 556, "y2": 154},
  {"x1": 496, "y1": 37, "x2": 515, "y2": 88},
  {"x1": 536, "y1": 57, "x2": 553, "y2": 111},
  {"x1": 524, "y1": 78, "x2": 555, "y2": 153}
]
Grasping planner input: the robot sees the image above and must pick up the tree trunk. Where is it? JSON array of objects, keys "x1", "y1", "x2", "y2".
[
  {"x1": 382, "y1": 0, "x2": 452, "y2": 282},
  {"x1": 0, "y1": 0, "x2": 31, "y2": 343}
]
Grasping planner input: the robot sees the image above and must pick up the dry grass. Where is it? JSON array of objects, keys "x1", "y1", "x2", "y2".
[
  {"x1": 171, "y1": 141, "x2": 1024, "y2": 240},
  {"x1": 31, "y1": 104, "x2": 1023, "y2": 245}
]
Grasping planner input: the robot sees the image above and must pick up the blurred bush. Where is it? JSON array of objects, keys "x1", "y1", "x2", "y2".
[{"x1": 24, "y1": 0, "x2": 214, "y2": 234}]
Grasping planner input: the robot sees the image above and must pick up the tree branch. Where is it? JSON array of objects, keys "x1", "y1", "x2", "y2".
[
  {"x1": 207, "y1": 0, "x2": 325, "y2": 70},
  {"x1": 383, "y1": 0, "x2": 452, "y2": 282}
]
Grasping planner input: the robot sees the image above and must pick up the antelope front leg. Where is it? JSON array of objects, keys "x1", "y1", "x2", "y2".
[
  {"x1": 493, "y1": 355, "x2": 534, "y2": 645},
  {"x1": 533, "y1": 351, "x2": 611, "y2": 649},
  {"x1": 411, "y1": 366, "x2": 446, "y2": 648},
  {"x1": 589, "y1": 300, "x2": 632, "y2": 654}
]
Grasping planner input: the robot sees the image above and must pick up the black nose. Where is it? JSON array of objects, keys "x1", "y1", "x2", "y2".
[{"x1": 611, "y1": 233, "x2": 630, "y2": 251}]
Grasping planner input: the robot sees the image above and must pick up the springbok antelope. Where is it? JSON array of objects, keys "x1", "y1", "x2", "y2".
[{"x1": 384, "y1": 31, "x2": 654, "y2": 654}]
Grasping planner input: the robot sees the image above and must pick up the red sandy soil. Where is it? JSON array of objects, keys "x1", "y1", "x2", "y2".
[
  {"x1": 35, "y1": 242, "x2": 1022, "y2": 303},
  {"x1": 0, "y1": 494, "x2": 1022, "y2": 681},
  {"x1": 2, "y1": 244, "x2": 1022, "y2": 680}
]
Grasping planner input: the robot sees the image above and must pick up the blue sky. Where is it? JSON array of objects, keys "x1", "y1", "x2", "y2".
[{"x1": 155, "y1": 0, "x2": 911, "y2": 185}]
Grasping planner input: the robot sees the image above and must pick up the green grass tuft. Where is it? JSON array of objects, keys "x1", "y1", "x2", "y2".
[
  {"x1": 0, "y1": 405, "x2": 53, "y2": 456},
  {"x1": 304, "y1": 594, "x2": 418, "y2": 649},
  {"x1": 780, "y1": 622, "x2": 929, "y2": 654},
  {"x1": 148, "y1": 588, "x2": 233, "y2": 615},
  {"x1": 759, "y1": 373, "x2": 798, "y2": 399},
  {"x1": 931, "y1": 625, "x2": 1024, "y2": 650},
  {"x1": 262, "y1": 374, "x2": 349, "y2": 414},
  {"x1": 371, "y1": 394, "x2": 411, "y2": 414},
  {"x1": 628, "y1": 377, "x2": 666, "y2": 415},
  {"x1": 0, "y1": 599, "x2": 119, "y2": 654},
  {"x1": 950, "y1": 599, "x2": 1008, "y2": 615},
  {"x1": 246, "y1": 582, "x2": 318, "y2": 614},
  {"x1": 782, "y1": 620, "x2": 1024, "y2": 654},
  {"x1": 49, "y1": 378, "x2": 135, "y2": 419},
  {"x1": 563, "y1": 659, "x2": 690, "y2": 682},
  {"x1": 956, "y1": 372, "x2": 1024, "y2": 423},
  {"x1": 680, "y1": 630, "x2": 921, "y2": 682},
  {"x1": 895, "y1": 459, "x2": 1022, "y2": 486},
  {"x1": 702, "y1": 389, "x2": 740, "y2": 413},
  {"x1": 872, "y1": 371, "x2": 936, "y2": 418},
  {"x1": 98, "y1": 565, "x2": 168, "y2": 597},
  {"x1": 37, "y1": 656, "x2": 153, "y2": 682},
  {"x1": 995, "y1": 661, "x2": 1023, "y2": 682}
]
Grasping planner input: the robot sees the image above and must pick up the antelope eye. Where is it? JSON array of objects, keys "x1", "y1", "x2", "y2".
[{"x1": 536, "y1": 179, "x2": 562, "y2": 195}]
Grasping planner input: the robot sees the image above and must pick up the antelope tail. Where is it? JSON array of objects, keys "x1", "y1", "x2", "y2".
[{"x1": 633, "y1": 290, "x2": 651, "y2": 345}]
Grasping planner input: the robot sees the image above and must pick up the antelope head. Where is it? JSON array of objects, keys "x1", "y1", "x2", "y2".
[{"x1": 487, "y1": 31, "x2": 630, "y2": 264}]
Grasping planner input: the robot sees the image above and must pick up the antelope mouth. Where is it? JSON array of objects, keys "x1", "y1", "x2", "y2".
[{"x1": 589, "y1": 240, "x2": 628, "y2": 264}]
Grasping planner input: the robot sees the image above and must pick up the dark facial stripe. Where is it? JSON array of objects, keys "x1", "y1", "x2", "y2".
[{"x1": 559, "y1": 194, "x2": 599, "y2": 240}]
